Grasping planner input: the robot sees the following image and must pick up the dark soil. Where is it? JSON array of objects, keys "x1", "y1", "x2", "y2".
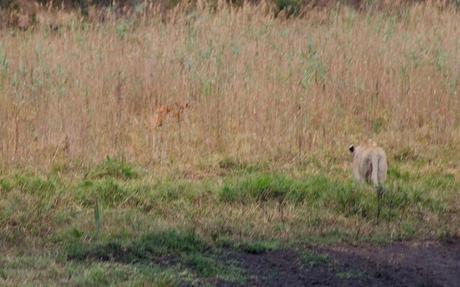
[
  {"x1": 217, "y1": 239, "x2": 460, "y2": 287},
  {"x1": 68, "y1": 237, "x2": 460, "y2": 286}
]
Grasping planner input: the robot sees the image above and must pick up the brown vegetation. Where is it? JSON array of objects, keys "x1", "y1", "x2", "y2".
[
  {"x1": 0, "y1": 2, "x2": 459, "y2": 171},
  {"x1": 0, "y1": 3, "x2": 459, "y2": 286}
]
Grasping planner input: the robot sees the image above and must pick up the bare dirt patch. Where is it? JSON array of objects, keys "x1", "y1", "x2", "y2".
[
  {"x1": 319, "y1": 240, "x2": 460, "y2": 287},
  {"x1": 218, "y1": 239, "x2": 460, "y2": 287},
  {"x1": 67, "y1": 235, "x2": 460, "y2": 286}
]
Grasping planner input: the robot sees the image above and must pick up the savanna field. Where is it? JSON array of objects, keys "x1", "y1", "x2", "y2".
[{"x1": 0, "y1": 1, "x2": 460, "y2": 285}]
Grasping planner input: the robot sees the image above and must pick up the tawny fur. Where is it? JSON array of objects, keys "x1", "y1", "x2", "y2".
[
  {"x1": 152, "y1": 101, "x2": 189, "y2": 128},
  {"x1": 349, "y1": 140, "x2": 388, "y2": 188}
]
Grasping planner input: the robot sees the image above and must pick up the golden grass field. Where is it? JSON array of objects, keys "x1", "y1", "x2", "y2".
[
  {"x1": 0, "y1": 2, "x2": 459, "y2": 168},
  {"x1": 0, "y1": 2, "x2": 460, "y2": 285}
]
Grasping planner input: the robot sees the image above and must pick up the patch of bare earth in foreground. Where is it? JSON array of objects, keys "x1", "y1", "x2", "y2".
[{"x1": 215, "y1": 239, "x2": 460, "y2": 287}]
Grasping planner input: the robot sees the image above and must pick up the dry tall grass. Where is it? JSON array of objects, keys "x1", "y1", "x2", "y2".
[{"x1": 1, "y1": 3, "x2": 460, "y2": 169}]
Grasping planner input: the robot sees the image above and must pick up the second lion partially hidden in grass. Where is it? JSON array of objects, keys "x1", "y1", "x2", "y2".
[{"x1": 348, "y1": 139, "x2": 388, "y2": 222}]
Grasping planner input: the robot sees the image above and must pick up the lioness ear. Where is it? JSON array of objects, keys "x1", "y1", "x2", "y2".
[{"x1": 348, "y1": 144, "x2": 355, "y2": 153}]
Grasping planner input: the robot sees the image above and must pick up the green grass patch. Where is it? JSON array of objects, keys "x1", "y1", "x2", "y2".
[
  {"x1": 65, "y1": 230, "x2": 246, "y2": 284},
  {"x1": 388, "y1": 166, "x2": 411, "y2": 181},
  {"x1": 0, "y1": 173, "x2": 57, "y2": 195},
  {"x1": 72, "y1": 263, "x2": 129, "y2": 286},
  {"x1": 325, "y1": 181, "x2": 375, "y2": 218},
  {"x1": 337, "y1": 271, "x2": 367, "y2": 280},
  {"x1": 76, "y1": 178, "x2": 133, "y2": 207},
  {"x1": 219, "y1": 173, "x2": 295, "y2": 203},
  {"x1": 184, "y1": 253, "x2": 245, "y2": 283},
  {"x1": 1, "y1": 255, "x2": 183, "y2": 286},
  {"x1": 87, "y1": 157, "x2": 141, "y2": 180},
  {"x1": 75, "y1": 177, "x2": 207, "y2": 209},
  {"x1": 240, "y1": 241, "x2": 279, "y2": 254},
  {"x1": 219, "y1": 173, "x2": 331, "y2": 204},
  {"x1": 66, "y1": 230, "x2": 206, "y2": 262},
  {"x1": 136, "y1": 230, "x2": 206, "y2": 256},
  {"x1": 219, "y1": 173, "x2": 372, "y2": 217},
  {"x1": 219, "y1": 172, "x2": 447, "y2": 222},
  {"x1": 383, "y1": 182, "x2": 446, "y2": 214},
  {"x1": 152, "y1": 179, "x2": 196, "y2": 202},
  {"x1": 422, "y1": 173, "x2": 457, "y2": 190},
  {"x1": 302, "y1": 251, "x2": 331, "y2": 267},
  {"x1": 0, "y1": 177, "x2": 12, "y2": 192}
]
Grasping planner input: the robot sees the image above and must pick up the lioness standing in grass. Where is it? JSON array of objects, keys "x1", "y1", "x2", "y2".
[{"x1": 348, "y1": 139, "x2": 388, "y2": 221}]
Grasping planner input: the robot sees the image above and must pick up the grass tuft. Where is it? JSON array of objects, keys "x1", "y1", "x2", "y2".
[
  {"x1": 87, "y1": 158, "x2": 141, "y2": 180},
  {"x1": 76, "y1": 178, "x2": 132, "y2": 208},
  {"x1": 240, "y1": 241, "x2": 279, "y2": 254},
  {"x1": 66, "y1": 230, "x2": 206, "y2": 262},
  {"x1": 6, "y1": 173, "x2": 57, "y2": 195},
  {"x1": 65, "y1": 230, "x2": 246, "y2": 284},
  {"x1": 336, "y1": 271, "x2": 368, "y2": 280},
  {"x1": 184, "y1": 253, "x2": 245, "y2": 283},
  {"x1": 219, "y1": 173, "x2": 298, "y2": 203},
  {"x1": 302, "y1": 251, "x2": 331, "y2": 267}
]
